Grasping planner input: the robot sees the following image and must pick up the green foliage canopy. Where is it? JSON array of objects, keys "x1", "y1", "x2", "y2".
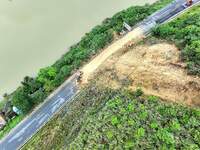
[{"x1": 153, "y1": 6, "x2": 200, "y2": 75}]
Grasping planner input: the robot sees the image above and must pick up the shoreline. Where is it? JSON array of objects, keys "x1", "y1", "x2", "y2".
[{"x1": 0, "y1": 0, "x2": 157, "y2": 96}]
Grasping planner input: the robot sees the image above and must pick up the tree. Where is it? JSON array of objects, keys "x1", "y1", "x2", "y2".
[
  {"x1": 37, "y1": 67, "x2": 57, "y2": 84},
  {"x1": 21, "y1": 76, "x2": 42, "y2": 94},
  {"x1": 37, "y1": 67, "x2": 57, "y2": 92},
  {"x1": 30, "y1": 89, "x2": 47, "y2": 105},
  {"x1": 11, "y1": 88, "x2": 33, "y2": 114}
]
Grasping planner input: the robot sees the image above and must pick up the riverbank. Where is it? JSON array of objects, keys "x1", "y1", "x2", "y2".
[
  {"x1": 22, "y1": 5, "x2": 200, "y2": 149},
  {"x1": 0, "y1": 0, "x2": 172, "y2": 141},
  {"x1": 0, "y1": 0, "x2": 157, "y2": 96}
]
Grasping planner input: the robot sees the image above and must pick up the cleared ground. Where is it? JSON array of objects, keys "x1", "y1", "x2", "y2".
[
  {"x1": 81, "y1": 27, "x2": 144, "y2": 83},
  {"x1": 87, "y1": 38, "x2": 200, "y2": 106}
]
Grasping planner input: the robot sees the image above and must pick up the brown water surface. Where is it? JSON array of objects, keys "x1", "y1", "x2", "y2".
[{"x1": 0, "y1": 0, "x2": 156, "y2": 96}]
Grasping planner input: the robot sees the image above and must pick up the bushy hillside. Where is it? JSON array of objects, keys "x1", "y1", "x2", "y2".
[
  {"x1": 153, "y1": 6, "x2": 200, "y2": 75},
  {"x1": 69, "y1": 89, "x2": 200, "y2": 149},
  {"x1": 23, "y1": 83, "x2": 200, "y2": 150}
]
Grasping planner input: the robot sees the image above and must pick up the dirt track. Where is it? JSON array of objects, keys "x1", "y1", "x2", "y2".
[{"x1": 81, "y1": 27, "x2": 144, "y2": 83}]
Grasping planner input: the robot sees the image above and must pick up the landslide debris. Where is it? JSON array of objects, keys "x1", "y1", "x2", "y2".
[{"x1": 93, "y1": 39, "x2": 200, "y2": 106}]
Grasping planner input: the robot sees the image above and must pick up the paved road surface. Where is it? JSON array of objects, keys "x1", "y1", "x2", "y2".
[
  {"x1": 0, "y1": 76, "x2": 78, "y2": 150},
  {"x1": 0, "y1": 0, "x2": 199, "y2": 149},
  {"x1": 148, "y1": 0, "x2": 200, "y2": 24},
  {"x1": 142, "y1": 0, "x2": 200, "y2": 33}
]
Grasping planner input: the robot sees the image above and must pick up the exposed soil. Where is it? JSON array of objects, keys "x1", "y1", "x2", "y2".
[
  {"x1": 81, "y1": 27, "x2": 144, "y2": 83},
  {"x1": 85, "y1": 40, "x2": 200, "y2": 106}
]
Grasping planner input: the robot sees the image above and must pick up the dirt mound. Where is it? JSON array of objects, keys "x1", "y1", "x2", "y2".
[{"x1": 98, "y1": 42, "x2": 200, "y2": 106}]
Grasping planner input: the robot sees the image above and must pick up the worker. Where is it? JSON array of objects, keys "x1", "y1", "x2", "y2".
[{"x1": 76, "y1": 71, "x2": 83, "y2": 84}]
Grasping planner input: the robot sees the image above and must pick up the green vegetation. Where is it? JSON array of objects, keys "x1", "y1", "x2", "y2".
[
  {"x1": 22, "y1": 84, "x2": 117, "y2": 149},
  {"x1": 69, "y1": 91, "x2": 200, "y2": 149},
  {"x1": 0, "y1": 115, "x2": 24, "y2": 139},
  {"x1": 0, "y1": 99, "x2": 6, "y2": 110},
  {"x1": 23, "y1": 84, "x2": 200, "y2": 150},
  {"x1": 153, "y1": 6, "x2": 200, "y2": 75},
  {"x1": 22, "y1": 4, "x2": 200, "y2": 149},
  {"x1": 2, "y1": 0, "x2": 173, "y2": 115}
]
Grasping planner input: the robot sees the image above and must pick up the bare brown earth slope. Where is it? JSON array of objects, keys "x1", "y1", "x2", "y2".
[{"x1": 84, "y1": 38, "x2": 200, "y2": 106}]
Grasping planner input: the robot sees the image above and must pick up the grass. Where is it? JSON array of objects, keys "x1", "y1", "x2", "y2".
[{"x1": 0, "y1": 115, "x2": 24, "y2": 139}]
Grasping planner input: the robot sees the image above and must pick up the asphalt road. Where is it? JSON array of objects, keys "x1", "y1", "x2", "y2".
[
  {"x1": 0, "y1": 76, "x2": 78, "y2": 150},
  {"x1": 0, "y1": 0, "x2": 199, "y2": 150},
  {"x1": 151, "y1": 0, "x2": 200, "y2": 24},
  {"x1": 142, "y1": 0, "x2": 200, "y2": 33}
]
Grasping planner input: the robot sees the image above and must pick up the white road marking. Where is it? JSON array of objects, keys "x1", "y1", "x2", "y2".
[
  {"x1": 51, "y1": 104, "x2": 59, "y2": 113},
  {"x1": 37, "y1": 114, "x2": 49, "y2": 126},
  {"x1": 35, "y1": 113, "x2": 44, "y2": 120},
  {"x1": 51, "y1": 99, "x2": 59, "y2": 106},
  {"x1": 22, "y1": 119, "x2": 36, "y2": 132},
  {"x1": 8, "y1": 119, "x2": 36, "y2": 143},
  {"x1": 17, "y1": 137, "x2": 23, "y2": 142},
  {"x1": 2, "y1": 1, "x2": 197, "y2": 148},
  {"x1": 51, "y1": 96, "x2": 65, "y2": 113},
  {"x1": 8, "y1": 131, "x2": 23, "y2": 143}
]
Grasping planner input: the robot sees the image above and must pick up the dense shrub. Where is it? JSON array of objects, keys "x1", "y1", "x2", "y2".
[
  {"x1": 69, "y1": 90, "x2": 200, "y2": 149},
  {"x1": 12, "y1": 88, "x2": 33, "y2": 114},
  {"x1": 153, "y1": 6, "x2": 200, "y2": 75}
]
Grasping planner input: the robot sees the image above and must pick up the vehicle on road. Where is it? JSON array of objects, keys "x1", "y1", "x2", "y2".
[{"x1": 186, "y1": 0, "x2": 193, "y2": 6}]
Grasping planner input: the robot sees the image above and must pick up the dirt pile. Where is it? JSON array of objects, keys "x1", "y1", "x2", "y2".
[{"x1": 96, "y1": 41, "x2": 200, "y2": 106}]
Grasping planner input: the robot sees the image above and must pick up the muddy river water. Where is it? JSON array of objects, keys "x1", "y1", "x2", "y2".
[{"x1": 0, "y1": 0, "x2": 156, "y2": 96}]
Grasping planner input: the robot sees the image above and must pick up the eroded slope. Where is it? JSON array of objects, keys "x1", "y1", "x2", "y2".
[{"x1": 94, "y1": 40, "x2": 200, "y2": 106}]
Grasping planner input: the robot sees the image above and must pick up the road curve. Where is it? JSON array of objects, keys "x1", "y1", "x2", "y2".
[{"x1": 0, "y1": 0, "x2": 200, "y2": 149}]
